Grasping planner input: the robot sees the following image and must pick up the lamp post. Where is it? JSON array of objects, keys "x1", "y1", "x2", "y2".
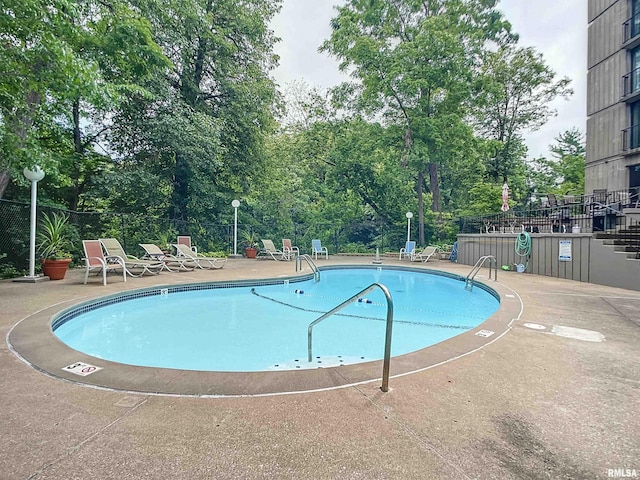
[
  {"x1": 405, "y1": 212, "x2": 413, "y2": 243},
  {"x1": 16, "y1": 166, "x2": 46, "y2": 282},
  {"x1": 231, "y1": 199, "x2": 240, "y2": 257}
]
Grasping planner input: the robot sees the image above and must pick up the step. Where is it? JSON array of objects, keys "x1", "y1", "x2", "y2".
[{"x1": 613, "y1": 245, "x2": 640, "y2": 253}]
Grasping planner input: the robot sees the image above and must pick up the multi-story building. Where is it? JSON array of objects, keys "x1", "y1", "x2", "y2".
[{"x1": 587, "y1": 0, "x2": 640, "y2": 196}]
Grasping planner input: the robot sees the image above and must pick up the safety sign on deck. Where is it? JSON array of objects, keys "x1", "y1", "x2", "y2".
[
  {"x1": 475, "y1": 330, "x2": 495, "y2": 338},
  {"x1": 62, "y1": 362, "x2": 102, "y2": 376}
]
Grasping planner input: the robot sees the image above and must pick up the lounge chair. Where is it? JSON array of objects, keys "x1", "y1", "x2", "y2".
[
  {"x1": 177, "y1": 235, "x2": 197, "y2": 254},
  {"x1": 258, "y1": 239, "x2": 288, "y2": 261},
  {"x1": 311, "y1": 239, "x2": 328, "y2": 260},
  {"x1": 82, "y1": 240, "x2": 126, "y2": 285},
  {"x1": 173, "y1": 243, "x2": 227, "y2": 269},
  {"x1": 99, "y1": 238, "x2": 164, "y2": 277},
  {"x1": 282, "y1": 239, "x2": 299, "y2": 260},
  {"x1": 139, "y1": 244, "x2": 195, "y2": 272},
  {"x1": 411, "y1": 245, "x2": 439, "y2": 262},
  {"x1": 399, "y1": 241, "x2": 416, "y2": 260}
]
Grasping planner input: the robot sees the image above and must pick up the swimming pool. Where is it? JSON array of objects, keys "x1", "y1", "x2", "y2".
[{"x1": 53, "y1": 266, "x2": 499, "y2": 372}]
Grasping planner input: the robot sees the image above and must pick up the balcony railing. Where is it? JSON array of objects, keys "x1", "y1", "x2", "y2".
[
  {"x1": 458, "y1": 188, "x2": 640, "y2": 235},
  {"x1": 622, "y1": 67, "x2": 640, "y2": 99},
  {"x1": 622, "y1": 12, "x2": 640, "y2": 44},
  {"x1": 622, "y1": 124, "x2": 640, "y2": 151}
]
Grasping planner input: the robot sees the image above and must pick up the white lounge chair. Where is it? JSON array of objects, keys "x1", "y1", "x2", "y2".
[
  {"x1": 399, "y1": 241, "x2": 416, "y2": 260},
  {"x1": 177, "y1": 235, "x2": 197, "y2": 254},
  {"x1": 99, "y1": 238, "x2": 164, "y2": 277},
  {"x1": 282, "y1": 239, "x2": 299, "y2": 260},
  {"x1": 311, "y1": 239, "x2": 328, "y2": 259},
  {"x1": 173, "y1": 243, "x2": 227, "y2": 269},
  {"x1": 82, "y1": 240, "x2": 126, "y2": 285},
  {"x1": 139, "y1": 243, "x2": 196, "y2": 272},
  {"x1": 411, "y1": 245, "x2": 439, "y2": 262},
  {"x1": 258, "y1": 239, "x2": 288, "y2": 261}
]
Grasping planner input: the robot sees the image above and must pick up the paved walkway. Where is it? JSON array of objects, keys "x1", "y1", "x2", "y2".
[{"x1": 2, "y1": 257, "x2": 639, "y2": 479}]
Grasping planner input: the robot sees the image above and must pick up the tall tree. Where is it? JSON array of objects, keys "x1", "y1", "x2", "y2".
[
  {"x1": 0, "y1": 0, "x2": 79, "y2": 198},
  {"x1": 321, "y1": 0, "x2": 513, "y2": 244},
  {"x1": 472, "y1": 44, "x2": 573, "y2": 183},
  {"x1": 116, "y1": 0, "x2": 282, "y2": 223}
]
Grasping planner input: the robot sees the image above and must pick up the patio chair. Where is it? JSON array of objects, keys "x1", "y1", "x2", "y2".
[
  {"x1": 173, "y1": 243, "x2": 227, "y2": 269},
  {"x1": 99, "y1": 238, "x2": 164, "y2": 277},
  {"x1": 399, "y1": 241, "x2": 416, "y2": 260},
  {"x1": 311, "y1": 239, "x2": 328, "y2": 260},
  {"x1": 82, "y1": 240, "x2": 126, "y2": 285},
  {"x1": 282, "y1": 239, "x2": 299, "y2": 260},
  {"x1": 411, "y1": 245, "x2": 439, "y2": 262},
  {"x1": 258, "y1": 239, "x2": 288, "y2": 261},
  {"x1": 139, "y1": 244, "x2": 196, "y2": 272},
  {"x1": 177, "y1": 235, "x2": 197, "y2": 254}
]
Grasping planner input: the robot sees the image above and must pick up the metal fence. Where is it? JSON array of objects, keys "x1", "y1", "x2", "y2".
[
  {"x1": 0, "y1": 199, "x2": 417, "y2": 276},
  {"x1": 458, "y1": 188, "x2": 640, "y2": 235}
]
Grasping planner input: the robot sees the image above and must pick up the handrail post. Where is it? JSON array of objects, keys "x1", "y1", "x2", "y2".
[{"x1": 307, "y1": 282, "x2": 394, "y2": 392}]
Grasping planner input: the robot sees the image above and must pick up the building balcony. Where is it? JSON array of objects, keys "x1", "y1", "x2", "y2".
[
  {"x1": 622, "y1": 14, "x2": 640, "y2": 49},
  {"x1": 622, "y1": 124, "x2": 640, "y2": 152},
  {"x1": 621, "y1": 67, "x2": 640, "y2": 102}
]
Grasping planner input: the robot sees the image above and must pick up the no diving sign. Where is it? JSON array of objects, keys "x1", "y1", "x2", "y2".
[{"x1": 62, "y1": 362, "x2": 102, "y2": 376}]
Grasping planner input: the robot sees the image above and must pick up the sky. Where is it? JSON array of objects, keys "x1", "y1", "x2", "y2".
[{"x1": 270, "y1": 0, "x2": 588, "y2": 160}]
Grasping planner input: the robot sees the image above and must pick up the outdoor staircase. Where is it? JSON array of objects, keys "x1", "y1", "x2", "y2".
[{"x1": 593, "y1": 223, "x2": 640, "y2": 260}]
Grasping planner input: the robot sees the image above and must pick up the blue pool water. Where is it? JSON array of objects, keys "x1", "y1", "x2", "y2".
[{"x1": 53, "y1": 267, "x2": 499, "y2": 372}]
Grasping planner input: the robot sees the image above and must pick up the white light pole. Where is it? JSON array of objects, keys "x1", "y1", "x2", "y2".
[
  {"x1": 405, "y1": 212, "x2": 413, "y2": 243},
  {"x1": 231, "y1": 199, "x2": 240, "y2": 257},
  {"x1": 24, "y1": 166, "x2": 45, "y2": 279}
]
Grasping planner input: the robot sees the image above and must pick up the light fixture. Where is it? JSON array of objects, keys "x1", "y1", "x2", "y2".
[
  {"x1": 231, "y1": 199, "x2": 241, "y2": 257},
  {"x1": 405, "y1": 211, "x2": 413, "y2": 242},
  {"x1": 15, "y1": 166, "x2": 47, "y2": 282}
]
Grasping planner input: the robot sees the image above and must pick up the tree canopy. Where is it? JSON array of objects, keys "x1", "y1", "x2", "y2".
[{"x1": 1, "y1": 0, "x2": 581, "y2": 256}]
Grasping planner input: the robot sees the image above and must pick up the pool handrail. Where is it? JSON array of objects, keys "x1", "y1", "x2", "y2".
[
  {"x1": 296, "y1": 254, "x2": 320, "y2": 282},
  {"x1": 465, "y1": 255, "x2": 497, "y2": 291},
  {"x1": 307, "y1": 282, "x2": 395, "y2": 392}
]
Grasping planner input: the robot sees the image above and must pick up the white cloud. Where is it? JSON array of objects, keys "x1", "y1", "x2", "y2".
[{"x1": 271, "y1": 0, "x2": 587, "y2": 159}]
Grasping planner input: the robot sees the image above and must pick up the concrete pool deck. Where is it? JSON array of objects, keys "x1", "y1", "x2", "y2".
[{"x1": 2, "y1": 256, "x2": 639, "y2": 478}]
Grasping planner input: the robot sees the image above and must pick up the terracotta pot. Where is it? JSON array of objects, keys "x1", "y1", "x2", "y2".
[
  {"x1": 41, "y1": 258, "x2": 72, "y2": 280},
  {"x1": 245, "y1": 247, "x2": 258, "y2": 259}
]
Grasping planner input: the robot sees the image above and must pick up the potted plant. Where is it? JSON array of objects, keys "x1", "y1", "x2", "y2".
[
  {"x1": 37, "y1": 212, "x2": 73, "y2": 280},
  {"x1": 240, "y1": 230, "x2": 259, "y2": 258}
]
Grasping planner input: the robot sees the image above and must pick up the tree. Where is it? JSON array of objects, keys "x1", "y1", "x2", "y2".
[
  {"x1": 472, "y1": 44, "x2": 573, "y2": 183},
  {"x1": 321, "y1": 0, "x2": 513, "y2": 244},
  {"x1": 0, "y1": 0, "x2": 79, "y2": 198},
  {"x1": 125, "y1": 0, "x2": 281, "y2": 223}
]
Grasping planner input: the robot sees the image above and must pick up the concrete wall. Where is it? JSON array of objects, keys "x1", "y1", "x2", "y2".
[
  {"x1": 589, "y1": 238, "x2": 640, "y2": 289},
  {"x1": 589, "y1": 0, "x2": 617, "y2": 22},
  {"x1": 457, "y1": 233, "x2": 640, "y2": 291}
]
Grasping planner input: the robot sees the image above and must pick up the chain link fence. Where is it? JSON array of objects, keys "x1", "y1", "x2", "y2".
[{"x1": 0, "y1": 199, "x2": 414, "y2": 278}]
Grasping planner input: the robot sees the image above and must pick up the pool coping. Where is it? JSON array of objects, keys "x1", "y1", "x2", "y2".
[{"x1": 7, "y1": 265, "x2": 522, "y2": 397}]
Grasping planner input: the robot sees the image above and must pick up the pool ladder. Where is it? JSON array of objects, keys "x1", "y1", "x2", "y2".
[
  {"x1": 296, "y1": 254, "x2": 320, "y2": 282},
  {"x1": 465, "y1": 255, "x2": 497, "y2": 291},
  {"x1": 307, "y1": 283, "x2": 395, "y2": 392}
]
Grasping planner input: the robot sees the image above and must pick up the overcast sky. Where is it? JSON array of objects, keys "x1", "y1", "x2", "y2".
[{"x1": 270, "y1": 0, "x2": 588, "y2": 160}]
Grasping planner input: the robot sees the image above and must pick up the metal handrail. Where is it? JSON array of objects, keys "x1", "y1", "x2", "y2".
[
  {"x1": 465, "y1": 255, "x2": 497, "y2": 291},
  {"x1": 307, "y1": 282, "x2": 395, "y2": 392},
  {"x1": 296, "y1": 254, "x2": 320, "y2": 282}
]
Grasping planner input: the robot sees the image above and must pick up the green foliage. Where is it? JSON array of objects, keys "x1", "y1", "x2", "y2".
[
  {"x1": 0, "y1": 0, "x2": 589, "y2": 264},
  {"x1": 473, "y1": 44, "x2": 573, "y2": 183},
  {"x1": 240, "y1": 230, "x2": 259, "y2": 249},
  {"x1": 37, "y1": 212, "x2": 73, "y2": 259}
]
